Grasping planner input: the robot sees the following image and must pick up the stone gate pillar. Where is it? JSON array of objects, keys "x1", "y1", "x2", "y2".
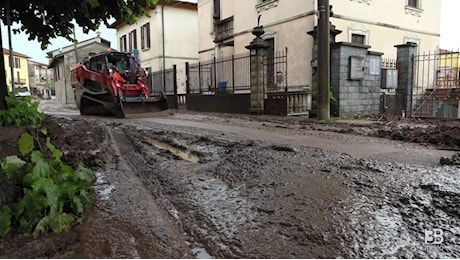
[
  {"x1": 395, "y1": 42, "x2": 417, "y2": 118},
  {"x1": 245, "y1": 25, "x2": 270, "y2": 114}
]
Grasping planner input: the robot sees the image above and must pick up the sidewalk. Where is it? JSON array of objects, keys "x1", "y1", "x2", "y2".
[{"x1": 37, "y1": 99, "x2": 79, "y2": 115}]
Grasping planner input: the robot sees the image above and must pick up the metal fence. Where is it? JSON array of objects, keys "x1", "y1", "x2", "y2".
[
  {"x1": 150, "y1": 65, "x2": 177, "y2": 96},
  {"x1": 411, "y1": 50, "x2": 460, "y2": 118},
  {"x1": 148, "y1": 65, "x2": 183, "y2": 109},
  {"x1": 263, "y1": 48, "x2": 309, "y2": 115},
  {"x1": 264, "y1": 48, "x2": 288, "y2": 93},
  {"x1": 186, "y1": 53, "x2": 251, "y2": 94}
]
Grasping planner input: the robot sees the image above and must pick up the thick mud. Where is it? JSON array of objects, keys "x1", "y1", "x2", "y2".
[
  {"x1": 103, "y1": 119, "x2": 459, "y2": 258},
  {"x1": 1, "y1": 108, "x2": 459, "y2": 258},
  {"x1": 165, "y1": 111, "x2": 460, "y2": 151}
]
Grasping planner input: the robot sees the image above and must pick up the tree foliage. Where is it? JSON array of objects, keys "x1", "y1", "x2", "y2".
[
  {"x1": 0, "y1": 0, "x2": 159, "y2": 109},
  {"x1": 0, "y1": 0, "x2": 159, "y2": 48}
]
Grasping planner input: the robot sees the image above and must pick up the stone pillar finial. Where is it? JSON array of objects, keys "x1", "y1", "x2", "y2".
[{"x1": 245, "y1": 20, "x2": 271, "y2": 114}]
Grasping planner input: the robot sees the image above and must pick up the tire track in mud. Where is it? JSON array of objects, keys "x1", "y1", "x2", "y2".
[
  {"x1": 111, "y1": 123, "x2": 352, "y2": 258},
  {"x1": 72, "y1": 116, "x2": 459, "y2": 258},
  {"x1": 73, "y1": 125, "x2": 192, "y2": 258},
  {"x1": 113, "y1": 120, "x2": 459, "y2": 258},
  {"x1": 116, "y1": 124, "x2": 255, "y2": 258},
  {"x1": 137, "y1": 117, "x2": 456, "y2": 167}
]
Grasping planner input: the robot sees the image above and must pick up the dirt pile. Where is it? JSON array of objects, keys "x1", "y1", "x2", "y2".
[
  {"x1": 440, "y1": 152, "x2": 460, "y2": 165},
  {"x1": 376, "y1": 123, "x2": 460, "y2": 149}
]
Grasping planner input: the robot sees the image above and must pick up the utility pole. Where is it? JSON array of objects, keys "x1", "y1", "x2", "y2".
[
  {"x1": 6, "y1": 0, "x2": 15, "y2": 94},
  {"x1": 317, "y1": 0, "x2": 330, "y2": 120},
  {"x1": 73, "y1": 24, "x2": 78, "y2": 63}
]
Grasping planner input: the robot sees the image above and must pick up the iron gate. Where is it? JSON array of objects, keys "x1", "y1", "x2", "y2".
[
  {"x1": 149, "y1": 65, "x2": 179, "y2": 108},
  {"x1": 264, "y1": 48, "x2": 309, "y2": 116},
  {"x1": 184, "y1": 49, "x2": 310, "y2": 116},
  {"x1": 411, "y1": 50, "x2": 460, "y2": 118}
]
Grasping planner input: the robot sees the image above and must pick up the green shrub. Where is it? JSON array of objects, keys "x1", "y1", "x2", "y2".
[
  {"x1": 330, "y1": 88, "x2": 336, "y2": 103},
  {"x1": 0, "y1": 94, "x2": 44, "y2": 126},
  {"x1": 0, "y1": 128, "x2": 95, "y2": 238}
]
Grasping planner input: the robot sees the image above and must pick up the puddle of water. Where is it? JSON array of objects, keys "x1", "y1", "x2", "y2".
[
  {"x1": 192, "y1": 247, "x2": 214, "y2": 259},
  {"x1": 147, "y1": 139, "x2": 200, "y2": 163}
]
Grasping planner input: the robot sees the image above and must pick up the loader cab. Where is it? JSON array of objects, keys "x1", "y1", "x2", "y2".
[
  {"x1": 88, "y1": 54, "x2": 108, "y2": 74},
  {"x1": 80, "y1": 53, "x2": 110, "y2": 92},
  {"x1": 106, "y1": 52, "x2": 138, "y2": 83},
  {"x1": 114, "y1": 60, "x2": 128, "y2": 74},
  {"x1": 107, "y1": 52, "x2": 131, "y2": 70}
]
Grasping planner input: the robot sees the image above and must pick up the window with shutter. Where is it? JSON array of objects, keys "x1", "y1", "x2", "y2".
[
  {"x1": 141, "y1": 23, "x2": 151, "y2": 50},
  {"x1": 120, "y1": 35, "x2": 127, "y2": 52},
  {"x1": 129, "y1": 29, "x2": 137, "y2": 51}
]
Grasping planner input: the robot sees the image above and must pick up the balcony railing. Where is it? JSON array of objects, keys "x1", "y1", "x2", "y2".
[{"x1": 214, "y1": 16, "x2": 234, "y2": 43}]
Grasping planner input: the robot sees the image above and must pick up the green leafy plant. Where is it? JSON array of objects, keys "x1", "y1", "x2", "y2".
[
  {"x1": 329, "y1": 88, "x2": 336, "y2": 103},
  {"x1": 0, "y1": 128, "x2": 95, "y2": 238},
  {"x1": 0, "y1": 94, "x2": 44, "y2": 126}
]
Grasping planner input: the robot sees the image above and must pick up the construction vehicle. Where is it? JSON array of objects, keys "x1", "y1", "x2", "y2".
[{"x1": 71, "y1": 51, "x2": 168, "y2": 117}]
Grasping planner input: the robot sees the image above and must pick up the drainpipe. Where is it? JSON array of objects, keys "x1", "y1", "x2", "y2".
[
  {"x1": 161, "y1": 3, "x2": 166, "y2": 91},
  {"x1": 73, "y1": 25, "x2": 78, "y2": 63},
  {"x1": 63, "y1": 57, "x2": 67, "y2": 104}
]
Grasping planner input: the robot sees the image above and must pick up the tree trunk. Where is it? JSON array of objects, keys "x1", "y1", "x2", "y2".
[
  {"x1": 0, "y1": 24, "x2": 8, "y2": 110},
  {"x1": 0, "y1": 25, "x2": 15, "y2": 205}
]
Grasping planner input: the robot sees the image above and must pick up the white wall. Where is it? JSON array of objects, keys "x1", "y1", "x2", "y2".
[
  {"x1": 115, "y1": 2, "x2": 199, "y2": 94},
  {"x1": 331, "y1": 0, "x2": 441, "y2": 57}
]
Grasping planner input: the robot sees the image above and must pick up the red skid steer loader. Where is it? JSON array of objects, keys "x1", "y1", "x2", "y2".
[{"x1": 71, "y1": 51, "x2": 168, "y2": 118}]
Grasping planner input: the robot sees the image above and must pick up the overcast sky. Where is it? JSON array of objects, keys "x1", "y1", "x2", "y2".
[
  {"x1": 439, "y1": 0, "x2": 459, "y2": 50},
  {"x1": 1, "y1": 0, "x2": 459, "y2": 64}
]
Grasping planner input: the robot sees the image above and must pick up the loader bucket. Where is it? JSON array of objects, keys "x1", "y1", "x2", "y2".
[{"x1": 119, "y1": 96, "x2": 169, "y2": 118}]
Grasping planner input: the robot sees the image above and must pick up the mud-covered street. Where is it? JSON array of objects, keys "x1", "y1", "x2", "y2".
[{"x1": 2, "y1": 101, "x2": 459, "y2": 258}]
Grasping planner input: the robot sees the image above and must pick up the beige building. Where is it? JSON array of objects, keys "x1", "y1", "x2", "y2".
[
  {"x1": 331, "y1": 0, "x2": 440, "y2": 57},
  {"x1": 2, "y1": 48, "x2": 30, "y2": 93},
  {"x1": 47, "y1": 36, "x2": 112, "y2": 104},
  {"x1": 28, "y1": 60, "x2": 54, "y2": 98},
  {"x1": 110, "y1": 0, "x2": 199, "y2": 94},
  {"x1": 198, "y1": 0, "x2": 441, "y2": 90}
]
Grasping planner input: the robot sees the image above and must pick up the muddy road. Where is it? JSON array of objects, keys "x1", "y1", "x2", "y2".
[{"x1": 3, "y1": 102, "x2": 459, "y2": 258}]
